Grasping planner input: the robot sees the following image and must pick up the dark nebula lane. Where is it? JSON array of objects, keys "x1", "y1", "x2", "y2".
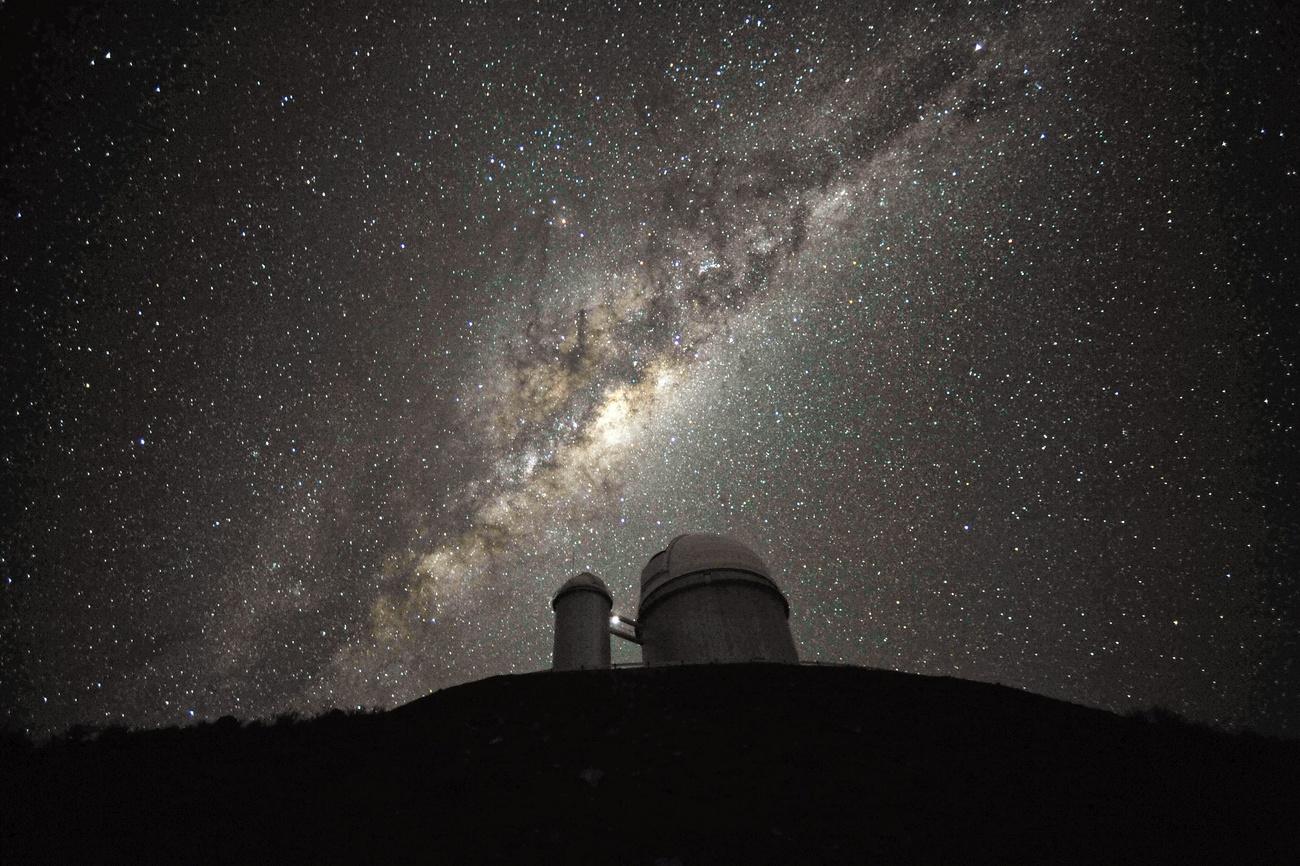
[{"x1": 1, "y1": 0, "x2": 1296, "y2": 736}]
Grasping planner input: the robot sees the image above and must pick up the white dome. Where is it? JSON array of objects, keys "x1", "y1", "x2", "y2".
[
  {"x1": 634, "y1": 533, "x2": 796, "y2": 664},
  {"x1": 662, "y1": 533, "x2": 771, "y2": 582},
  {"x1": 552, "y1": 571, "x2": 612, "y2": 608},
  {"x1": 638, "y1": 532, "x2": 784, "y2": 616}
]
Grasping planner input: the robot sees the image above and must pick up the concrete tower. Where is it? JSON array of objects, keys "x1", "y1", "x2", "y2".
[
  {"x1": 551, "y1": 572, "x2": 613, "y2": 670},
  {"x1": 637, "y1": 533, "x2": 797, "y2": 665}
]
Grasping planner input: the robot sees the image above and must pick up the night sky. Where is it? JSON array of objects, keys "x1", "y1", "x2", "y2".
[{"x1": 2, "y1": 0, "x2": 1296, "y2": 737}]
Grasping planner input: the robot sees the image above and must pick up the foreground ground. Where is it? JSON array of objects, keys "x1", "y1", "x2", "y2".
[{"x1": 3, "y1": 663, "x2": 1297, "y2": 863}]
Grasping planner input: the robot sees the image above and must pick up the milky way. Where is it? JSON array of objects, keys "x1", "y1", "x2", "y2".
[{"x1": 2, "y1": 0, "x2": 1296, "y2": 735}]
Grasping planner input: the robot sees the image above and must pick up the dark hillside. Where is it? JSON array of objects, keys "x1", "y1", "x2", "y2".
[{"x1": 3, "y1": 664, "x2": 1297, "y2": 863}]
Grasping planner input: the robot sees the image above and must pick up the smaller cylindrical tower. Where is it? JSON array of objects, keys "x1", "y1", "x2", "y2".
[{"x1": 551, "y1": 572, "x2": 613, "y2": 671}]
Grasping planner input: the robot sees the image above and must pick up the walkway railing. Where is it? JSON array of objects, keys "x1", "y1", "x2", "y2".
[{"x1": 600, "y1": 659, "x2": 874, "y2": 670}]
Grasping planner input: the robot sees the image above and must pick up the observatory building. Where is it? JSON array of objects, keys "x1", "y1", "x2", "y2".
[
  {"x1": 551, "y1": 572, "x2": 613, "y2": 671},
  {"x1": 551, "y1": 533, "x2": 798, "y2": 669}
]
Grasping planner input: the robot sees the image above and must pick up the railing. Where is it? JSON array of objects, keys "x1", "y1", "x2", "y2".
[{"x1": 600, "y1": 659, "x2": 875, "y2": 670}]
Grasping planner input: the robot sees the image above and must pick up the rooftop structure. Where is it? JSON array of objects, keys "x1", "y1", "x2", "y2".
[{"x1": 551, "y1": 533, "x2": 797, "y2": 669}]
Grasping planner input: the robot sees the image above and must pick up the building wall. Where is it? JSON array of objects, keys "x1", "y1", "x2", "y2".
[
  {"x1": 640, "y1": 570, "x2": 797, "y2": 665},
  {"x1": 552, "y1": 589, "x2": 612, "y2": 670}
]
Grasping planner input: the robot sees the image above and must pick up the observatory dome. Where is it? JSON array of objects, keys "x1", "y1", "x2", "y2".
[
  {"x1": 552, "y1": 571, "x2": 612, "y2": 608},
  {"x1": 636, "y1": 533, "x2": 797, "y2": 665},
  {"x1": 551, "y1": 571, "x2": 613, "y2": 671},
  {"x1": 663, "y1": 533, "x2": 772, "y2": 581},
  {"x1": 640, "y1": 533, "x2": 784, "y2": 614}
]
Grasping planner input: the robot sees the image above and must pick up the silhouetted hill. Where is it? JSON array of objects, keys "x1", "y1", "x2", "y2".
[{"x1": 3, "y1": 664, "x2": 1297, "y2": 863}]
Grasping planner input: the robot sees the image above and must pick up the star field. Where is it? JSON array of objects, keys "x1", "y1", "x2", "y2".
[{"x1": 1, "y1": 0, "x2": 1296, "y2": 736}]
